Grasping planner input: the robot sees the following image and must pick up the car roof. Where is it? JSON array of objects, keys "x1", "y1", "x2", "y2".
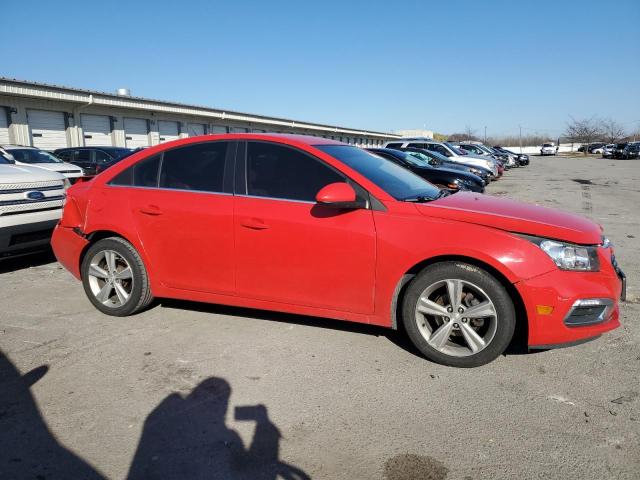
[{"x1": 1, "y1": 144, "x2": 37, "y2": 150}]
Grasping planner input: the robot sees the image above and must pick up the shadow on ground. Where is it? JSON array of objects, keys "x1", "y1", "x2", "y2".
[
  {"x1": 0, "y1": 249, "x2": 56, "y2": 274},
  {"x1": 0, "y1": 349, "x2": 309, "y2": 480}
]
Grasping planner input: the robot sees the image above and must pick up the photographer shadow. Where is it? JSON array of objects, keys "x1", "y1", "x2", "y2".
[
  {"x1": 0, "y1": 350, "x2": 105, "y2": 480},
  {"x1": 127, "y1": 377, "x2": 309, "y2": 480}
]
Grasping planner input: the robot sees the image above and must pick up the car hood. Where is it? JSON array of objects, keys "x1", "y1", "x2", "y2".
[
  {"x1": 0, "y1": 164, "x2": 65, "y2": 182},
  {"x1": 416, "y1": 192, "x2": 601, "y2": 244},
  {"x1": 26, "y1": 162, "x2": 82, "y2": 172}
]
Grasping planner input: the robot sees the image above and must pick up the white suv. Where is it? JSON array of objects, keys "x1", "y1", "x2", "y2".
[
  {"x1": 0, "y1": 154, "x2": 67, "y2": 257},
  {"x1": 0, "y1": 145, "x2": 84, "y2": 181}
]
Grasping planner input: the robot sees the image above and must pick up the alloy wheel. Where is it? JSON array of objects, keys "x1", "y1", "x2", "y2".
[
  {"x1": 87, "y1": 250, "x2": 134, "y2": 308},
  {"x1": 415, "y1": 279, "x2": 498, "y2": 357}
]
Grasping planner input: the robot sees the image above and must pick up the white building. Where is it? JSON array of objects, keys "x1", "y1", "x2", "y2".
[
  {"x1": 0, "y1": 77, "x2": 400, "y2": 150},
  {"x1": 394, "y1": 129, "x2": 434, "y2": 139}
]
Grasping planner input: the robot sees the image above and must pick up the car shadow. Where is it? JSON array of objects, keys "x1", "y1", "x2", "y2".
[
  {"x1": 159, "y1": 299, "x2": 538, "y2": 361},
  {"x1": 0, "y1": 249, "x2": 56, "y2": 274}
]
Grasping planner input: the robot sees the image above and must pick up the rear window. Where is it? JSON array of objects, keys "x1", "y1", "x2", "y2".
[
  {"x1": 385, "y1": 143, "x2": 403, "y2": 150},
  {"x1": 109, "y1": 155, "x2": 161, "y2": 188}
]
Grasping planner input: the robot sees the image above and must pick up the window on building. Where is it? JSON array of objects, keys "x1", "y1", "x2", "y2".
[{"x1": 246, "y1": 142, "x2": 343, "y2": 202}]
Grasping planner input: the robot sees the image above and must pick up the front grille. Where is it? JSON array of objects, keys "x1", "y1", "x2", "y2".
[
  {"x1": 0, "y1": 199, "x2": 64, "y2": 216},
  {"x1": 0, "y1": 185, "x2": 63, "y2": 195},
  {"x1": 0, "y1": 195, "x2": 66, "y2": 207},
  {"x1": 564, "y1": 299, "x2": 614, "y2": 327},
  {"x1": 0, "y1": 180, "x2": 63, "y2": 191}
]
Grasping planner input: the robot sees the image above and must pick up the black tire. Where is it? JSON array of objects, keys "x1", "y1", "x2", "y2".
[
  {"x1": 81, "y1": 237, "x2": 154, "y2": 316},
  {"x1": 401, "y1": 262, "x2": 516, "y2": 367}
]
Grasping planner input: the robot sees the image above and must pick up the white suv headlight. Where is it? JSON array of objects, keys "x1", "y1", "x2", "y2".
[{"x1": 521, "y1": 235, "x2": 600, "y2": 271}]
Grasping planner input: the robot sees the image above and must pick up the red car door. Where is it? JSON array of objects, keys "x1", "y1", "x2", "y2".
[
  {"x1": 234, "y1": 141, "x2": 377, "y2": 314},
  {"x1": 118, "y1": 141, "x2": 236, "y2": 294}
]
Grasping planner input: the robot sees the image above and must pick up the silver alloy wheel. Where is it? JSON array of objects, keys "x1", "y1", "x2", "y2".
[
  {"x1": 87, "y1": 250, "x2": 134, "y2": 308},
  {"x1": 415, "y1": 279, "x2": 498, "y2": 357}
]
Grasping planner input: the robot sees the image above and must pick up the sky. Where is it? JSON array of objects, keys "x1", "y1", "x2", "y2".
[{"x1": 1, "y1": 0, "x2": 639, "y2": 138}]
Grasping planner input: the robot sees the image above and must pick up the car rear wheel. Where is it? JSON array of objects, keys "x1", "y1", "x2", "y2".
[
  {"x1": 81, "y1": 237, "x2": 154, "y2": 316},
  {"x1": 402, "y1": 262, "x2": 516, "y2": 367}
]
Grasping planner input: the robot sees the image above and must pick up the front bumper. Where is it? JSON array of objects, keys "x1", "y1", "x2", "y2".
[
  {"x1": 0, "y1": 219, "x2": 59, "y2": 257},
  {"x1": 516, "y1": 252, "x2": 624, "y2": 348}
]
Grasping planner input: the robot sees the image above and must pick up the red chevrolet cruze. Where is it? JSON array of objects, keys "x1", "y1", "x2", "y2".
[{"x1": 52, "y1": 134, "x2": 625, "y2": 367}]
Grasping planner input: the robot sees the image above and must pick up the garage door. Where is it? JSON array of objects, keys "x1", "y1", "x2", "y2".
[
  {"x1": 81, "y1": 114, "x2": 112, "y2": 146},
  {"x1": 187, "y1": 123, "x2": 206, "y2": 137},
  {"x1": 124, "y1": 118, "x2": 149, "y2": 148},
  {"x1": 27, "y1": 109, "x2": 68, "y2": 150},
  {"x1": 158, "y1": 120, "x2": 180, "y2": 143},
  {"x1": 0, "y1": 108, "x2": 9, "y2": 144}
]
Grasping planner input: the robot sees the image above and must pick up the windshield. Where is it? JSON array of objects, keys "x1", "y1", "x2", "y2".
[
  {"x1": 102, "y1": 148, "x2": 136, "y2": 160},
  {"x1": 0, "y1": 153, "x2": 15, "y2": 164},
  {"x1": 9, "y1": 149, "x2": 64, "y2": 164},
  {"x1": 403, "y1": 152, "x2": 433, "y2": 168},
  {"x1": 316, "y1": 145, "x2": 440, "y2": 201},
  {"x1": 543, "y1": 144, "x2": 553, "y2": 148},
  {"x1": 445, "y1": 143, "x2": 467, "y2": 155}
]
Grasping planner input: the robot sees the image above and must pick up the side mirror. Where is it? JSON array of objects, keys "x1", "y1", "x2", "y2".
[{"x1": 315, "y1": 182, "x2": 365, "y2": 209}]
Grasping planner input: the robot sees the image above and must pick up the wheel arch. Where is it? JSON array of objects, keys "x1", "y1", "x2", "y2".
[{"x1": 390, "y1": 255, "x2": 528, "y2": 349}]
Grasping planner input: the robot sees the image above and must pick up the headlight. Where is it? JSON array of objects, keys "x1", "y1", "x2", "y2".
[{"x1": 523, "y1": 235, "x2": 600, "y2": 271}]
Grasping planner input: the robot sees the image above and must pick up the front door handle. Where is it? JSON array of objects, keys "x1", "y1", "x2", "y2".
[
  {"x1": 241, "y1": 218, "x2": 269, "y2": 230},
  {"x1": 139, "y1": 205, "x2": 163, "y2": 216}
]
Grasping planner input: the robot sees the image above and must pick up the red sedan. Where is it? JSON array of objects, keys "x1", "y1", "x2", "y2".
[{"x1": 52, "y1": 134, "x2": 624, "y2": 367}]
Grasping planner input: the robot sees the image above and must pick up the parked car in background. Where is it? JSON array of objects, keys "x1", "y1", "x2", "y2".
[
  {"x1": 621, "y1": 142, "x2": 640, "y2": 159},
  {"x1": 52, "y1": 134, "x2": 624, "y2": 367},
  {"x1": 384, "y1": 139, "x2": 500, "y2": 178},
  {"x1": 456, "y1": 143, "x2": 515, "y2": 168},
  {"x1": 0, "y1": 145, "x2": 84, "y2": 181},
  {"x1": 613, "y1": 143, "x2": 629, "y2": 159},
  {"x1": 0, "y1": 154, "x2": 67, "y2": 258},
  {"x1": 400, "y1": 147, "x2": 492, "y2": 184},
  {"x1": 493, "y1": 146, "x2": 530, "y2": 166},
  {"x1": 589, "y1": 143, "x2": 606, "y2": 154},
  {"x1": 602, "y1": 144, "x2": 616, "y2": 158},
  {"x1": 366, "y1": 148, "x2": 485, "y2": 193},
  {"x1": 540, "y1": 143, "x2": 557, "y2": 156},
  {"x1": 54, "y1": 147, "x2": 137, "y2": 176}
]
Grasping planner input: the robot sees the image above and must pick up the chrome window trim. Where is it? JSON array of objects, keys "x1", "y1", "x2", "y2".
[
  {"x1": 106, "y1": 184, "x2": 233, "y2": 197},
  {"x1": 234, "y1": 193, "x2": 316, "y2": 205}
]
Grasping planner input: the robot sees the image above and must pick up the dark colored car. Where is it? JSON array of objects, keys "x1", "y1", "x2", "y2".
[
  {"x1": 613, "y1": 143, "x2": 628, "y2": 159},
  {"x1": 578, "y1": 143, "x2": 605, "y2": 153},
  {"x1": 493, "y1": 146, "x2": 530, "y2": 166},
  {"x1": 400, "y1": 147, "x2": 492, "y2": 183},
  {"x1": 54, "y1": 147, "x2": 137, "y2": 176},
  {"x1": 621, "y1": 142, "x2": 640, "y2": 159},
  {"x1": 367, "y1": 148, "x2": 485, "y2": 193}
]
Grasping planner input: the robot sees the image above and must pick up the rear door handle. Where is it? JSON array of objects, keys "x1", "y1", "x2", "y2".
[
  {"x1": 139, "y1": 205, "x2": 163, "y2": 216},
  {"x1": 241, "y1": 218, "x2": 269, "y2": 230}
]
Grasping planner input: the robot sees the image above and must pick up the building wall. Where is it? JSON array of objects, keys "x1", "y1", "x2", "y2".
[
  {"x1": 0, "y1": 81, "x2": 398, "y2": 150},
  {"x1": 395, "y1": 129, "x2": 434, "y2": 139}
]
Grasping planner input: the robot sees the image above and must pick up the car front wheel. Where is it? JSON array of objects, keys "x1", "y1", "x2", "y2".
[
  {"x1": 402, "y1": 262, "x2": 516, "y2": 367},
  {"x1": 81, "y1": 237, "x2": 154, "y2": 316}
]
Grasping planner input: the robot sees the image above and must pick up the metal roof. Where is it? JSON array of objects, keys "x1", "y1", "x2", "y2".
[{"x1": 0, "y1": 77, "x2": 399, "y2": 139}]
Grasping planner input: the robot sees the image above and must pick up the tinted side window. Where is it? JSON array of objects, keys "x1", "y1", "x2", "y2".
[
  {"x1": 159, "y1": 142, "x2": 228, "y2": 192},
  {"x1": 385, "y1": 143, "x2": 403, "y2": 150},
  {"x1": 246, "y1": 142, "x2": 343, "y2": 202},
  {"x1": 407, "y1": 143, "x2": 427, "y2": 149},
  {"x1": 55, "y1": 150, "x2": 73, "y2": 161},
  {"x1": 75, "y1": 149, "x2": 90, "y2": 162},
  {"x1": 94, "y1": 150, "x2": 112, "y2": 164},
  {"x1": 110, "y1": 154, "x2": 160, "y2": 187}
]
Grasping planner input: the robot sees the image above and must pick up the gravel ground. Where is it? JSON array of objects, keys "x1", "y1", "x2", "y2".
[{"x1": 1, "y1": 155, "x2": 638, "y2": 480}]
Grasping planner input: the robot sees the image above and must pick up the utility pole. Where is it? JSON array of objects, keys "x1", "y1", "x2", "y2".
[
  {"x1": 484, "y1": 126, "x2": 487, "y2": 144},
  {"x1": 518, "y1": 125, "x2": 523, "y2": 154}
]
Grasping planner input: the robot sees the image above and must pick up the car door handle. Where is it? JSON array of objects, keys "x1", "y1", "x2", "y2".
[
  {"x1": 241, "y1": 218, "x2": 269, "y2": 230},
  {"x1": 139, "y1": 205, "x2": 163, "y2": 216}
]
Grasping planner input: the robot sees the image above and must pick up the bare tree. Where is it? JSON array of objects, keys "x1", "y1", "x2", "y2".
[
  {"x1": 564, "y1": 117, "x2": 603, "y2": 155},
  {"x1": 464, "y1": 125, "x2": 477, "y2": 141},
  {"x1": 600, "y1": 118, "x2": 626, "y2": 144}
]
